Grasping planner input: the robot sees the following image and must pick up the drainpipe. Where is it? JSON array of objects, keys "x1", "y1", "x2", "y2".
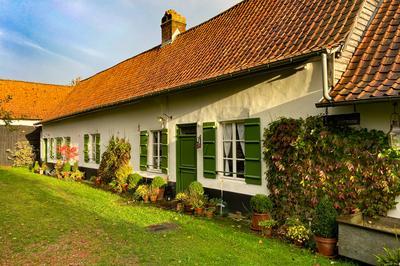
[{"x1": 321, "y1": 52, "x2": 332, "y2": 101}]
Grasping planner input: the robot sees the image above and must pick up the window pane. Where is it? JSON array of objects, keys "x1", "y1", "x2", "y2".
[
  {"x1": 153, "y1": 157, "x2": 159, "y2": 169},
  {"x1": 236, "y1": 141, "x2": 245, "y2": 159},
  {"x1": 223, "y1": 124, "x2": 232, "y2": 140},
  {"x1": 224, "y1": 159, "x2": 233, "y2": 177},
  {"x1": 236, "y1": 123, "x2": 245, "y2": 140},
  {"x1": 237, "y1": 160, "x2": 245, "y2": 178},
  {"x1": 153, "y1": 144, "x2": 158, "y2": 155},
  {"x1": 153, "y1": 132, "x2": 159, "y2": 143},
  {"x1": 223, "y1": 141, "x2": 232, "y2": 158},
  {"x1": 159, "y1": 143, "x2": 163, "y2": 157}
]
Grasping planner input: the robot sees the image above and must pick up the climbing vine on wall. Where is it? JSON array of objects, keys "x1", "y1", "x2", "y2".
[{"x1": 263, "y1": 116, "x2": 400, "y2": 221}]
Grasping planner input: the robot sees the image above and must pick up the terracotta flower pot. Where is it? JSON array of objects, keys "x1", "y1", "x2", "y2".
[
  {"x1": 205, "y1": 209, "x2": 215, "y2": 218},
  {"x1": 251, "y1": 213, "x2": 270, "y2": 231},
  {"x1": 150, "y1": 194, "x2": 158, "y2": 203},
  {"x1": 314, "y1": 235, "x2": 337, "y2": 257},
  {"x1": 143, "y1": 195, "x2": 149, "y2": 203},
  {"x1": 194, "y1": 207, "x2": 204, "y2": 216},
  {"x1": 157, "y1": 187, "x2": 165, "y2": 201}
]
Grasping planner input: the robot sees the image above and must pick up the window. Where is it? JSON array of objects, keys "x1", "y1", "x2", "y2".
[
  {"x1": 89, "y1": 134, "x2": 100, "y2": 163},
  {"x1": 49, "y1": 138, "x2": 54, "y2": 159},
  {"x1": 152, "y1": 131, "x2": 162, "y2": 170},
  {"x1": 223, "y1": 122, "x2": 245, "y2": 178},
  {"x1": 56, "y1": 137, "x2": 63, "y2": 159}
]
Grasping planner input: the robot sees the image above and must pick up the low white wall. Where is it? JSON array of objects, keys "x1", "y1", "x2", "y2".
[{"x1": 42, "y1": 59, "x2": 324, "y2": 196}]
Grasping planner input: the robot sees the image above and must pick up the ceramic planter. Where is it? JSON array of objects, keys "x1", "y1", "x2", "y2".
[
  {"x1": 157, "y1": 187, "x2": 165, "y2": 201},
  {"x1": 194, "y1": 207, "x2": 204, "y2": 216},
  {"x1": 314, "y1": 235, "x2": 337, "y2": 257},
  {"x1": 143, "y1": 195, "x2": 149, "y2": 203},
  {"x1": 150, "y1": 194, "x2": 158, "y2": 203},
  {"x1": 251, "y1": 213, "x2": 270, "y2": 231}
]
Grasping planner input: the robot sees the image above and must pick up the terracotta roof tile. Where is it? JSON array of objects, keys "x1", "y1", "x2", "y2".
[
  {"x1": 325, "y1": 0, "x2": 400, "y2": 105},
  {"x1": 37, "y1": 0, "x2": 364, "y2": 122},
  {"x1": 0, "y1": 79, "x2": 72, "y2": 120}
]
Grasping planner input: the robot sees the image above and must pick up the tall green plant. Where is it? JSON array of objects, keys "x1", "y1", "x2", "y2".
[
  {"x1": 264, "y1": 116, "x2": 400, "y2": 221},
  {"x1": 98, "y1": 137, "x2": 131, "y2": 184},
  {"x1": 311, "y1": 197, "x2": 337, "y2": 238}
]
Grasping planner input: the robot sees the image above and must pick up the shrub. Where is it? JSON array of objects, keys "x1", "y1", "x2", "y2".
[
  {"x1": 98, "y1": 137, "x2": 131, "y2": 184},
  {"x1": 376, "y1": 247, "x2": 400, "y2": 266},
  {"x1": 176, "y1": 192, "x2": 188, "y2": 202},
  {"x1": 259, "y1": 219, "x2": 277, "y2": 228},
  {"x1": 188, "y1": 181, "x2": 204, "y2": 196},
  {"x1": 127, "y1": 173, "x2": 142, "y2": 191},
  {"x1": 135, "y1": 184, "x2": 149, "y2": 200},
  {"x1": 311, "y1": 197, "x2": 338, "y2": 238},
  {"x1": 151, "y1": 176, "x2": 167, "y2": 189},
  {"x1": 110, "y1": 163, "x2": 133, "y2": 193},
  {"x1": 250, "y1": 194, "x2": 273, "y2": 214},
  {"x1": 264, "y1": 116, "x2": 400, "y2": 220},
  {"x1": 62, "y1": 162, "x2": 72, "y2": 172},
  {"x1": 7, "y1": 141, "x2": 34, "y2": 167},
  {"x1": 32, "y1": 161, "x2": 40, "y2": 173}
]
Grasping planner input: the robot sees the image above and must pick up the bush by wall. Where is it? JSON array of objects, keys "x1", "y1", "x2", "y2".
[
  {"x1": 263, "y1": 116, "x2": 400, "y2": 221},
  {"x1": 98, "y1": 137, "x2": 131, "y2": 184},
  {"x1": 7, "y1": 140, "x2": 34, "y2": 167}
]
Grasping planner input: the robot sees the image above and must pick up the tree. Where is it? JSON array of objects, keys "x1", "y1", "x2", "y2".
[{"x1": 0, "y1": 95, "x2": 13, "y2": 128}]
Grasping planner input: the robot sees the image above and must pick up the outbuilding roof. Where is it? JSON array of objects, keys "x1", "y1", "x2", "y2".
[
  {"x1": 319, "y1": 0, "x2": 400, "y2": 106},
  {"x1": 42, "y1": 0, "x2": 364, "y2": 123},
  {"x1": 0, "y1": 79, "x2": 72, "y2": 120}
]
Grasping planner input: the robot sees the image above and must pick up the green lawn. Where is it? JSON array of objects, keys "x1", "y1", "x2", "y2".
[{"x1": 0, "y1": 168, "x2": 356, "y2": 265}]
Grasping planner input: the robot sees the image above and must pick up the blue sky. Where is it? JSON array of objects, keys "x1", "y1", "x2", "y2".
[{"x1": 0, "y1": 0, "x2": 241, "y2": 85}]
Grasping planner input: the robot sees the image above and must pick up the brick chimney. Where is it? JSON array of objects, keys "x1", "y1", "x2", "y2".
[{"x1": 161, "y1": 10, "x2": 186, "y2": 45}]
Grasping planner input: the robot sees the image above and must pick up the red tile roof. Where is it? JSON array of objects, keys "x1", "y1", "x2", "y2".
[
  {"x1": 40, "y1": 0, "x2": 364, "y2": 122},
  {"x1": 0, "y1": 79, "x2": 72, "y2": 120},
  {"x1": 321, "y1": 0, "x2": 400, "y2": 106}
]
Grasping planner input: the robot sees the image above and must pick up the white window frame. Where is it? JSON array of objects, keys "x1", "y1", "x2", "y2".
[
  {"x1": 89, "y1": 133, "x2": 100, "y2": 163},
  {"x1": 150, "y1": 130, "x2": 162, "y2": 172},
  {"x1": 222, "y1": 121, "x2": 245, "y2": 179}
]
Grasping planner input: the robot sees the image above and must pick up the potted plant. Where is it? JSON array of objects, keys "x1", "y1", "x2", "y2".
[
  {"x1": 205, "y1": 198, "x2": 221, "y2": 218},
  {"x1": 250, "y1": 194, "x2": 273, "y2": 231},
  {"x1": 175, "y1": 192, "x2": 188, "y2": 212},
  {"x1": 135, "y1": 184, "x2": 149, "y2": 203},
  {"x1": 311, "y1": 197, "x2": 338, "y2": 257},
  {"x1": 149, "y1": 186, "x2": 158, "y2": 203},
  {"x1": 258, "y1": 219, "x2": 277, "y2": 238},
  {"x1": 191, "y1": 194, "x2": 205, "y2": 216},
  {"x1": 151, "y1": 176, "x2": 167, "y2": 201},
  {"x1": 286, "y1": 218, "x2": 310, "y2": 247},
  {"x1": 40, "y1": 162, "x2": 47, "y2": 175}
]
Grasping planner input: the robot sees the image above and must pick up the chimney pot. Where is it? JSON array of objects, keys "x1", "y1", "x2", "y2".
[{"x1": 161, "y1": 9, "x2": 186, "y2": 45}]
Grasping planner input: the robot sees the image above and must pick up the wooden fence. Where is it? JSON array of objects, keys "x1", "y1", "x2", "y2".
[{"x1": 0, "y1": 126, "x2": 41, "y2": 166}]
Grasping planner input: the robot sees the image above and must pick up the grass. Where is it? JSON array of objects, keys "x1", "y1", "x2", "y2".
[{"x1": 0, "y1": 167, "x2": 357, "y2": 265}]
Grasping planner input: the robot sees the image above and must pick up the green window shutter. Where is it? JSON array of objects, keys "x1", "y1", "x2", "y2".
[
  {"x1": 244, "y1": 118, "x2": 262, "y2": 185},
  {"x1": 43, "y1": 138, "x2": 48, "y2": 163},
  {"x1": 56, "y1": 137, "x2": 63, "y2": 159},
  {"x1": 95, "y1": 134, "x2": 101, "y2": 164},
  {"x1": 203, "y1": 122, "x2": 216, "y2": 178},
  {"x1": 50, "y1": 138, "x2": 54, "y2": 159},
  {"x1": 84, "y1": 134, "x2": 89, "y2": 163},
  {"x1": 161, "y1": 129, "x2": 168, "y2": 174},
  {"x1": 140, "y1": 131, "x2": 148, "y2": 171}
]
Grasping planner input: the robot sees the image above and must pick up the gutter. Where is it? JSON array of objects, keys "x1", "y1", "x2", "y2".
[
  {"x1": 316, "y1": 96, "x2": 400, "y2": 108},
  {"x1": 321, "y1": 52, "x2": 332, "y2": 102},
  {"x1": 40, "y1": 49, "x2": 325, "y2": 125}
]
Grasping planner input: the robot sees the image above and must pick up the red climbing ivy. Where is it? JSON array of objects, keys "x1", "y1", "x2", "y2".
[{"x1": 264, "y1": 116, "x2": 400, "y2": 221}]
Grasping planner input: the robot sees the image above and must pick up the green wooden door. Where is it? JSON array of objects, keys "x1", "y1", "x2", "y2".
[{"x1": 176, "y1": 124, "x2": 197, "y2": 192}]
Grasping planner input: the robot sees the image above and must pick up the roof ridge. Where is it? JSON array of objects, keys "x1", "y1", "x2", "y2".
[
  {"x1": 78, "y1": 1, "x2": 248, "y2": 84},
  {"x1": 0, "y1": 78, "x2": 71, "y2": 87}
]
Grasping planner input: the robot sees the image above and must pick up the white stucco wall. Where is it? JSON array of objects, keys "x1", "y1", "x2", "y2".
[{"x1": 41, "y1": 59, "x2": 324, "y2": 196}]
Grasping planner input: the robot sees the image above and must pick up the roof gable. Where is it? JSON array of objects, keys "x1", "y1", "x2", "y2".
[{"x1": 40, "y1": 0, "x2": 364, "y2": 122}]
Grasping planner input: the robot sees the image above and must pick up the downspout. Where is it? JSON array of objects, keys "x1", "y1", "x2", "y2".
[{"x1": 321, "y1": 52, "x2": 332, "y2": 101}]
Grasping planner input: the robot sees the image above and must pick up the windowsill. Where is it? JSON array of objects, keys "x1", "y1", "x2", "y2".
[
  {"x1": 137, "y1": 170, "x2": 168, "y2": 179},
  {"x1": 217, "y1": 175, "x2": 246, "y2": 183}
]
